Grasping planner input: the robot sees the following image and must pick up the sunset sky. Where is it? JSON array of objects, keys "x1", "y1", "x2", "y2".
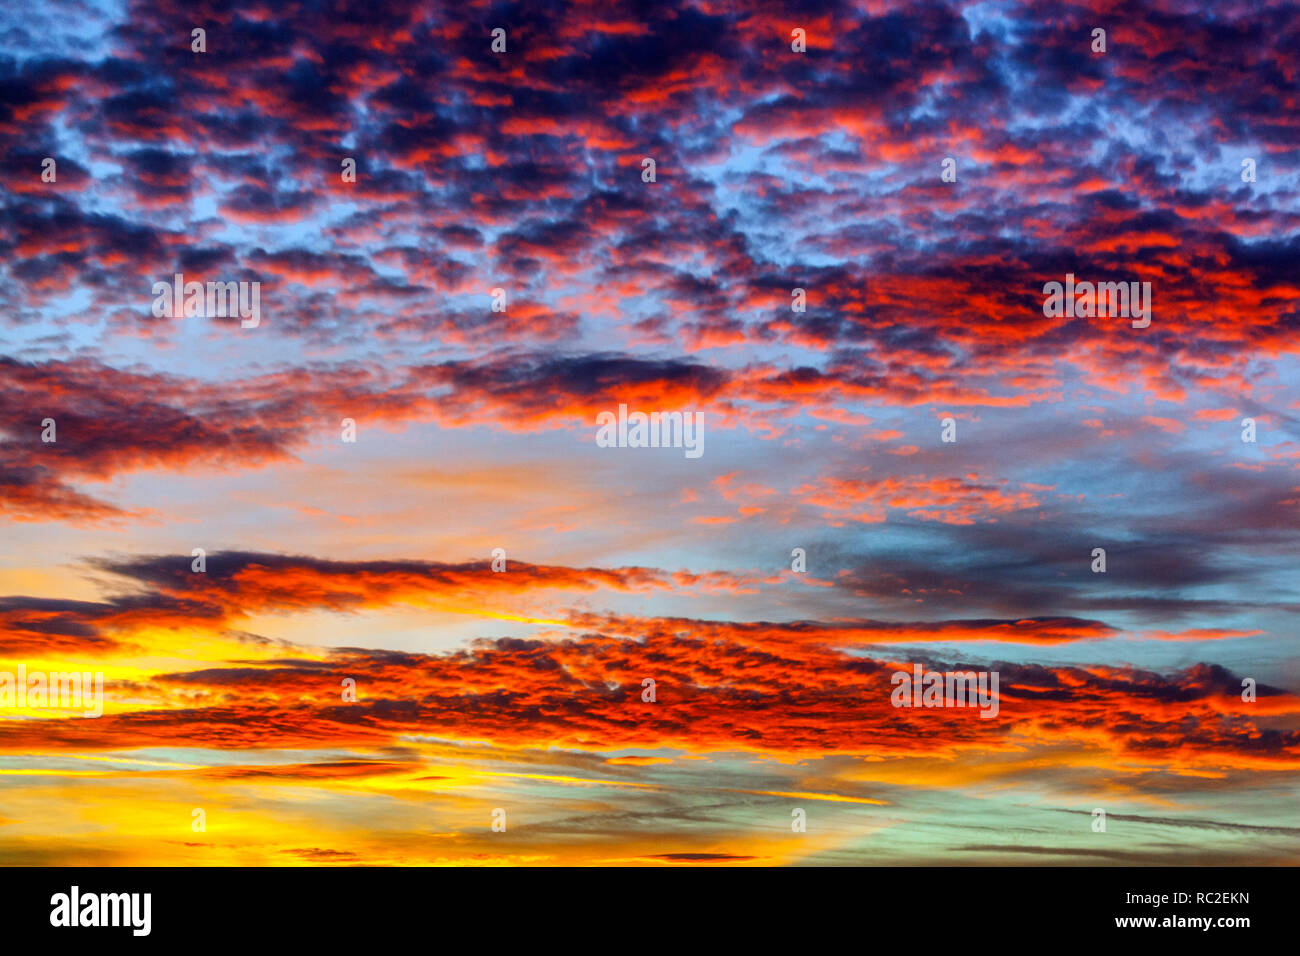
[{"x1": 1, "y1": 0, "x2": 1299, "y2": 865}]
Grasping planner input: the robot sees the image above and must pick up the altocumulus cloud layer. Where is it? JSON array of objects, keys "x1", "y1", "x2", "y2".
[{"x1": 0, "y1": 0, "x2": 1297, "y2": 865}]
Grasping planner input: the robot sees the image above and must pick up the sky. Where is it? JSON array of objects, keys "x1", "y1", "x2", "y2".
[{"x1": 1, "y1": 0, "x2": 1298, "y2": 866}]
